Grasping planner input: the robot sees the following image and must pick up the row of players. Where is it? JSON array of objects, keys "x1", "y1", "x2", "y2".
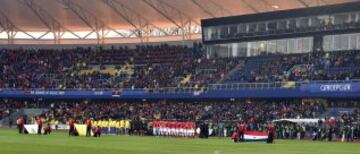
[
  {"x1": 85, "y1": 119, "x2": 131, "y2": 131},
  {"x1": 69, "y1": 118, "x2": 132, "y2": 136},
  {"x1": 69, "y1": 118, "x2": 197, "y2": 137},
  {"x1": 17, "y1": 116, "x2": 274, "y2": 143},
  {"x1": 152, "y1": 121, "x2": 196, "y2": 137},
  {"x1": 20, "y1": 117, "x2": 197, "y2": 137},
  {"x1": 16, "y1": 117, "x2": 132, "y2": 136}
]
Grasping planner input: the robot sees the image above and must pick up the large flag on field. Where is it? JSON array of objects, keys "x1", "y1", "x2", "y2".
[
  {"x1": 244, "y1": 131, "x2": 268, "y2": 141},
  {"x1": 74, "y1": 124, "x2": 94, "y2": 136},
  {"x1": 24, "y1": 124, "x2": 44, "y2": 134}
]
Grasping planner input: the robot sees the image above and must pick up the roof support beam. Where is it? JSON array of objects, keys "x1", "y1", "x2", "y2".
[
  {"x1": 17, "y1": 0, "x2": 81, "y2": 44},
  {"x1": 0, "y1": 20, "x2": 6, "y2": 32},
  {"x1": 56, "y1": 0, "x2": 135, "y2": 44},
  {"x1": 18, "y1": 0, "x2": 51, "y2": 30},
  {"x1": 159, "y1": 0, "x2": 200, "y2": 26},
  {"x1": 207, "y1": 0, "x2": 233, "y2": 16},
  {"x1": 318, "y1": 0, "x2": 328, "y2": 5},
  {"x1": 297, "y1": 0, "x2": 310, "y2": 7},
  {"x1": 143, "y1": 0, "x2": 201, "y2": 41},
  {"x1": 191, "y1": 0, "x2": 232, "y2": 18},
  {"x1": 191, "y1": 0, "x2": 216, "y2": 18},
  {"x1": 240, "y1": 0, "x2": 259, "y2": 13},
  {"x1": 143, "y1": 0, "x2": 182, "y2": 28},
  {"x1": 260, "y1": 0, "x2": 277, "y2": 11},
  {"x1": 102, "y1": 0, "x2": 173, "y2": 43},
  {"x1": 102, "y1": 0, "x2": 142, "y2": 38},
  {"x1": 0, "y1": 10, "x2": 35, "y2": 44}
]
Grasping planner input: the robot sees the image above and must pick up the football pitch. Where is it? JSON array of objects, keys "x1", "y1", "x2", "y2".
[{"x1": 0, "y1": 129, "x2": 359, "y2": 154}]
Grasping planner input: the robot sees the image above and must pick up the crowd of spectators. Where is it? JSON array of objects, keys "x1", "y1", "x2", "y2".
[
  {"x1": 0, "y1": 43, "x2": 211, "y2": 89},
  {"x1": 288, "y1": 50, "x2": 360, "y2": 81},
  {"x1": 225, "y1": 50, "x2": 360, "y2": 83},
  {"x1": 0, "y1": 99, "x2": 335, "y2": 125},
  {"x1": 0, "y1": 45, "x2": 360, "y2": 89},
  {"x1": 0, "y1": 47, "x2": 92, "y2": 89},
  {"x1": 1, "y1": 99, "x2": 326, "y2": 122},
  {"x1": 1, "y1": 99, "x2": 359, "y2": 139},
  {"x1": 275, "y1": 108, "x2": 360, "y2": 142},
  {"x1": 1, "y1": 43, "x2": 360, "y2": 90}
]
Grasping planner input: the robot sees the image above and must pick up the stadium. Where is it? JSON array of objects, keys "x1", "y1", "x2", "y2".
[{"x1": 0, "y1": 0, "x2": 360, "y2": 153}]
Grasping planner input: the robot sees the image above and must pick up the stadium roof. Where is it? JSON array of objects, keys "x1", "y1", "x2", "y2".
[{"x1": 0, "y1": 0, "x2": 357, "y2": 44}]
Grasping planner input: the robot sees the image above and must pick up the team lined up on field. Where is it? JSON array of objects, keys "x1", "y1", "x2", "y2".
[{"x1": 85, "y1": 119, "x2": 131, "y2": 134}]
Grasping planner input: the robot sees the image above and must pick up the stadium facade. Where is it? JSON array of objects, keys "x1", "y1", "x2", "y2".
[{"x1": 202, "y1": 1, "x2": 360, "y2": 58}]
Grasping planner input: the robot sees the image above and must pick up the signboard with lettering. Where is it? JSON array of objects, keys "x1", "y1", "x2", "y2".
[{"x1": 300, "y1": 83, "x2": 360, "y2": 93}]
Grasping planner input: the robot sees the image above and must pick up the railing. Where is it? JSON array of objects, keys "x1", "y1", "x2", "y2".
[
  {"x1": 210, "y1": 79, "x2": 360, "y2": 90},
  {"x1": 1, "y1": 79, "x2": 360, "y2": 93},
  {"x1": 157, "y1": 79, "x2": 360, "y2": 93}
]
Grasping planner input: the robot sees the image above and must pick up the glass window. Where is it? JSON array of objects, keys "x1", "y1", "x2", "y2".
[
  {"x1": 203, "y1": 27, "x2": 212, "y2": 41},
  {"x1": 258, "y1": 22, "x2": 267, "y2": 32},
  {"x1": 267, "y1": 40, "x2": 276, "y2": 54},
  {"x1": 229, "y1": 25, "x2": 237, "y2": 34},
  {"x1": 310, "y1": 17, "x2": 321, "y2": 27},
  {"x1": 267, "y1": 21, "x2": 277, "y2": 32},
  {"x1": 297, "y1": 17, "x2": 309, "y2": 28},
  {"x1": 350, "y1": 34, "x2": 357, "y2": 49},
  {"x1": 340, "y1": 34, "x2": 349, "y2": 50},
  {"x1": 220, "y1": 26, "x2": 229, "y2": 38},
  {"x1": 357, "y1": 34, "x2": 360, "y2": 49},
  {"x1": 238, "y1": 43, "x2": 247, "y2": 57},
  {"x1": 323, "y1": 33, "x2": 360, "y2": 51},
  {"x1": 288, "y1": 39, "x2": 296, "y2": 54},
  {"x1": 348, "y1": 13, "x2": 356, "y2": 24},
  {"x1": 323, "y1": 35, "x2": 334, "y2": 51},
  {"x1": 247, "y1": 42, "x2": 256, "y2": 57},
  {"x1": 248, "y1": 23, "x2": 257, "y2": 33},
  {"x1": 203, "y1": 11, "x2": 360, "y2": 42},
  {"x1": 206, "y1": 37, "x2": 313, "y2": 58},
  {"x1": 334, "y1": 35, "x2": 342, "y2": 50},
  {"x1": 303, "y1": 37, "x2": 313, "y2": 52},
  {"x1": 229, "y1": 25, "x2": 237, "y2": 38},
  {"x1": 238, "y1": 24, "x2": 247, "y2": 33},
  {"x1": 288, "y1": 19, "x2": 296, "y2": 30},
  {"x1": 277, "y1": 20, "x2": 287, "y2": 30},
  {"x1": 333, "y1": 13, "x2": 348, "y2": 25},
  {"x1": 296, "y1": 38, "x2": 304, "y2": 53},
  {"x1": 209, "y1": 26, "x2": 220, "y2": 40},
  {"x1": 258, "y1": 41, "x2": 267, "y2": 55},
  {"x1": 276, "y1": 39, "x2": 287, "y2": 53}
]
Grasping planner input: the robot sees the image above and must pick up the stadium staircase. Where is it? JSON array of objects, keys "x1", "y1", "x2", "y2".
[
  {"x1": 220, "y1": 61, "x2": 244, "y2": 83},
  {"x1": 1, "y1": 110, "x2": 22, "y2": 127},
  {"x1": 0, "y1": 118, "x2": 7, "y2": 127},
  {"x1": 23, "y1": 109, "x2": 48, "y2": 118},
  {"x1": 321, "y1": 108, "x2": 355, "y2": 118},
  {"x1": 1, "y1": 109, "x2": 48, "y2": 126},
  {"x1": 223, "y1": 56, "x2": 281, "y2": 83},
  {"x1": 325, "y1": 67, "x2": 360, "y2": 75}
]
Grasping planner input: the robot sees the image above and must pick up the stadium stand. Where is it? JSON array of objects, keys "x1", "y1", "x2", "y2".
[
  {"x1": 224, "y1": 50, "x2": 360, "y2": 83},
  {"x1": 0, "y1": 99, "x2": 359, "y2": 139},
  {"x1": 1, "y1": 45, "x2": 360, "y2": 90}
]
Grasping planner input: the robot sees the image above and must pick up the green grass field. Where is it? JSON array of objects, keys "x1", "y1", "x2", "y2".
[{"x1": 0, "y1": 129, "x2": 359, "y2": 154}]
